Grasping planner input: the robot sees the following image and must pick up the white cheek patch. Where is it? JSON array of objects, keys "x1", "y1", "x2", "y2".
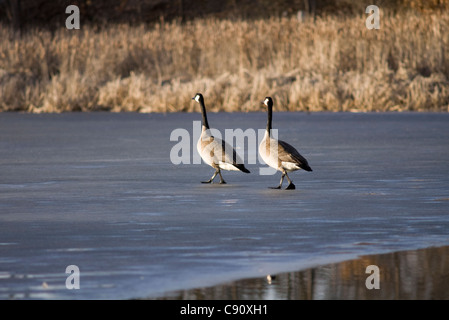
[
  {"x1": 264, "y1": 98, "x2": 269, "y2": 105},
  {"x1": 195, "y1": 95, "x2": 201, "y2": 102}
]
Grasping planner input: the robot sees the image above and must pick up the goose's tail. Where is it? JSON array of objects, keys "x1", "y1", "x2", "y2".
[
  {"x1": 235, "y1": 163, "x2": 250, "y2": 173},
  {"x1": 302, "y1": 164, "x2": 313, "y2": 172}
]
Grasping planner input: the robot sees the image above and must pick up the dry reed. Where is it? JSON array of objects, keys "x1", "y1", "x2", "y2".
[{"x1": 1, "y1": 9, "x2": 448, "y2": 113}]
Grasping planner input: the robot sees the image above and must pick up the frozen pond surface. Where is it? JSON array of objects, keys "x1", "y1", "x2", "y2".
[{"x1": 0, "y1": 112, "x2": 448, "y2": 299}]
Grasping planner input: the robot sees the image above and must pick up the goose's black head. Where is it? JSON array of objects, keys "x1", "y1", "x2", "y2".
[
  {"x1": 261, "y1": 97, "x2": 273, "y2": 108},
  {"x1": 192, "y1": 93, "x2": 204, "y2": 103}
]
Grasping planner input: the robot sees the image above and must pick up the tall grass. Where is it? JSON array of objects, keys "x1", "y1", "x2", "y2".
[{"x1": 1, "y1": 9, "x2": 448, "y2": 112}]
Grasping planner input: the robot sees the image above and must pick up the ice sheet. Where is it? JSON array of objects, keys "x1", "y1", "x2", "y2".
[{"x1": 0, "y1": 112, "x2": 448, "y2": 299}]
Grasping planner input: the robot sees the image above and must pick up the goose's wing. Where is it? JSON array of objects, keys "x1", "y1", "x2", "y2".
[
  {"x1": 278, "y1": 140, "x2": 312, "y2": 171},
  {"x1": 200, "y1": 135, "x2": 232, "y2": 162},
  {"x1": 199, "y1": 134, "x2": 249, "y2": 172},
  {"x1": 220, "y1": 139, "x2": 250, "y2": 173}
]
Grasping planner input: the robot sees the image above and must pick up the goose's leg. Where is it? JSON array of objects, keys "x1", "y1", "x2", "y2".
[
  {"x1": 202, "y1": 169, "x2": 218, "y2": 184},
  {"x1": 270, "y1": 172, "x2": 284, "y2": 189},
  {"x1": 218, "y1": 169, "x2": 226, "y2": 184},
  {"x1": 284, "y1": 172, "x2": 296, "y2": 190}
]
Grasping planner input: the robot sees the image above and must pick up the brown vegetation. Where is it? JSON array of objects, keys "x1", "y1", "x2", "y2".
[{"x1": 1, "y1": 5, "x2": 449, "y2": 112}]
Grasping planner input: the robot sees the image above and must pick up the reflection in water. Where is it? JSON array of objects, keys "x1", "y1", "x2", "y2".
[{"x1": 158, "y1": 246, "x2": 449, "y2": 300}]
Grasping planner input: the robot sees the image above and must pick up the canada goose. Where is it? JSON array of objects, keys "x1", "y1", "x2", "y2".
[
  {"x1": 193, "y1": 93, "x2": 250, "y2": 184},
  {"x1": 259, "y1": 97, "x2": 312, "y2": 190}
]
